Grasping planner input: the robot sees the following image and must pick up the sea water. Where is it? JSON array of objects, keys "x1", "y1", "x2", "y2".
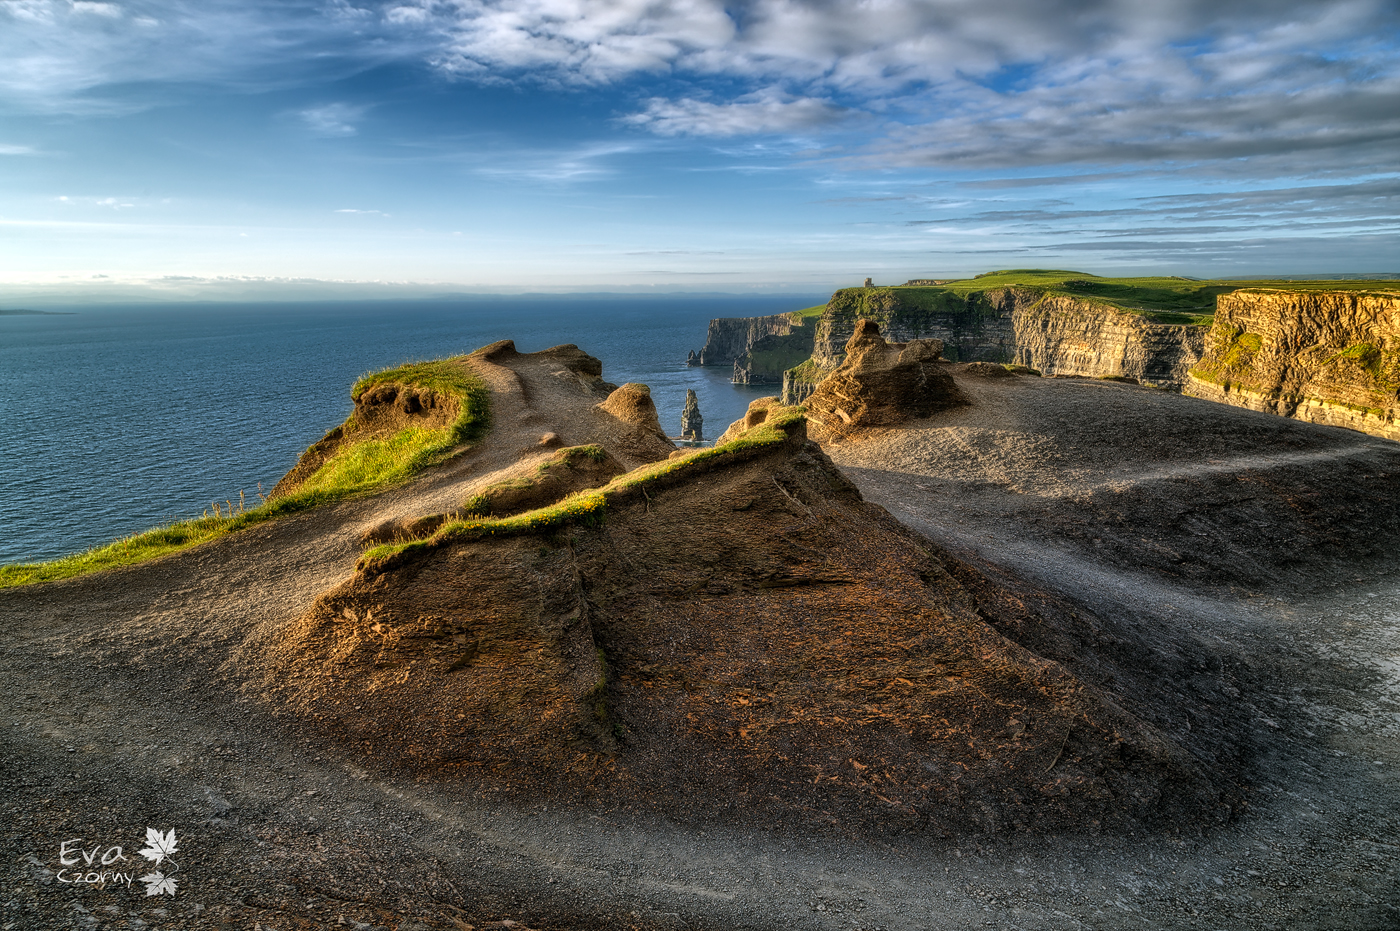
[{"x1": 0, "y1": 295, "x2": 823, "y2": 564}]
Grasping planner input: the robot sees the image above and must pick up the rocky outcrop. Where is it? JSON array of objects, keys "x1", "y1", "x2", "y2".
[
  {"x1": 593, "y1": 383, "x2": 677, "y2": 462},
  {"x1": 715, "y1": 396, "x2": 785, "y2": 445},
  {"x1": 805, "y1": 320, "x2": 968, "y2": 440},
  {"x1": 691, "y1": 313, "x2": 807, "y2": 367},
  {"x1": 1186, "y1": 289, "x2": 1400, "y2": 441},
  {"x1": 680, "y1": 389, "x2": 703, "y2": 440}
]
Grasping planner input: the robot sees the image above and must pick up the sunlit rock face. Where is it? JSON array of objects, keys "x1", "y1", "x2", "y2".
[{"x1": 1187, "y1": 289, "x2": 1400, "y2": 441}]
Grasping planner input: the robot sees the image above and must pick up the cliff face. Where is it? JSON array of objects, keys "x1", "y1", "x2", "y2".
[
  {"x1": 812, "y1": 288, "x2": 1015, "y2": 368},
  {"x1": 693, "y1": 313, "x2": 804, "y2": 367},
  {"x1": 1186, "y1": 289, "x2": 1400, "y2": 441},
  {"x1": 1001, "y1": 290, "x2": 1206, "y2": 388},
  {"x1": 732, "y1": 317, "x2": 817, "y2": 385},
  {"x1": 711, "y1": 285, "x2": 1212, "y2": 404},
  {"x1": 809, "y1": 287, "x2": 1204, "y2": 389}
]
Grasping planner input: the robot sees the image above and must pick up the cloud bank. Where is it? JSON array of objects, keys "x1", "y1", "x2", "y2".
[{"x1": 1, "y1": 0, "x2": 1395, "y2": 173}]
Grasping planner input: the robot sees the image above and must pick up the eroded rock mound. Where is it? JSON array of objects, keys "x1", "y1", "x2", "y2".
[
  {"x1": 805, "y1": 319, "x2": 968, "y2": 440},
  {"x1": 716, "y1": 396, "x2": 784, "y2": 445},
  {"x1": 593, "y1": 382, "x2": 676, "y2": 463},
  {"x1": 265, "y1": 405, "x2": 1243, "y2": 837}
]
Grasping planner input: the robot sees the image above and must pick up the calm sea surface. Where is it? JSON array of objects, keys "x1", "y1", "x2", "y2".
[{"x1": 0, "y1": 295, "x2": 824, "y2": 564}]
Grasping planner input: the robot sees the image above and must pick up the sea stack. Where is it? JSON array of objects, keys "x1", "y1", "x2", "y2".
[{"x1": 680, "y1": 389, "x2": 704, "y2": 440}]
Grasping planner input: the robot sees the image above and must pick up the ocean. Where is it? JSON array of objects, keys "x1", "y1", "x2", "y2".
[{"x1": 0, "y1": 295, "x2": 823, "y2": 564}]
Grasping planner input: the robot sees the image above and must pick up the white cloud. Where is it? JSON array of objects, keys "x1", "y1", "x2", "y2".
[
  {"x1": 0, "y1": 0, "x2": 1394, "y2": 170},
  {"x1": 300, "y1": 102, "x2": 367, "y2": 136},
  {"x1": 625, "y1": 90, "x2": 846, "y2": 137},
  {"x1": 0, "y1": 143, "x2": 38, "y2": 154},
  {"x1": 69, "y1": 1, "x2": 122, "y2": 16},
  {"x1": 335, "y1": 207, "x2": 390, "y2": 215}
]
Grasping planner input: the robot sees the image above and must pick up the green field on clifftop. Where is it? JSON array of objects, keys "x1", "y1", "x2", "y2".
[{"x1": 890, "y1": 270, "x2": 1399, "y2": 326}]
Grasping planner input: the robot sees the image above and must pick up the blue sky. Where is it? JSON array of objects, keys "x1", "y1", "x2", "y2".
[{"x1": 1, "y1": 0, "x2": 1397, "y2": 299}]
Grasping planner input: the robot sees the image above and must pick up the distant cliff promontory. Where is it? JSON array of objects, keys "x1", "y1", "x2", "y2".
[
  {"x1": 691, "y1": 270, "x2": 1400, "y2": 441},
  {"x1": 691, "y1": 271, "x2": 1221, "y2": 402}
]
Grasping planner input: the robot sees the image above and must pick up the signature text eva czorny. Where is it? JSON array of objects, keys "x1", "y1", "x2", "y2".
[{"x1": 57, "y1": 839, "x2": 135, "y2": 888}]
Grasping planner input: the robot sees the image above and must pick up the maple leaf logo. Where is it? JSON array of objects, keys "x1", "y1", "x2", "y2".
[
  {"x1": 140, "y1": 871, "x2": 178, "y2": 897},
  {"x1": 139, "y1": 828, "x2": 178, "y2": 866}
]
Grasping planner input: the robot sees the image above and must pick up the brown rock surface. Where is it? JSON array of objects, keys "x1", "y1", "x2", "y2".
[
  {"x1": 805, "y1": 319, "x2": 968, "y2": 440},
  {"x1": 265, "y1": 408, "x2": 1242, "y2": 836}
]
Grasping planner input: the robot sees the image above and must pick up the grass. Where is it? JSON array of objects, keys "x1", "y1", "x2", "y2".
[
  {"x1": 0, "y1": 489, "x2": 339, "y2": 589},
  {"x1": 1331, "y1": 342, "x2": 1383, "y2": 378},
  {"x1": 294, "y1": 358, "x2": 490, "y2": 498},
  {"x1": 361, "y1": 407, "x2": 808, "y2": 568},
  {"x1": 1, "y1": 357, "x2": 490, "y2": 590},
  {"x1": 788, "y1": 304, "x2": 828, "y2": 319},
  {"x1": 871, "y1": 269, "x2": 1399, "y2": 323},
  {"x1": 785, "y1": 358, "x2": 834, "y2": 385}
]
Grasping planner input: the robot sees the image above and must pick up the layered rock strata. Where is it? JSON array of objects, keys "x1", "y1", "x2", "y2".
[
  {"x1": 810, "y1": 287, "x2": 1203, "y2": 389},
  {"x1": 1186, "y1": 289, "x2": 1400, "y2": 441},
  {"x1": 690, "y1": 313, "x2": 806, "y2": 367}
]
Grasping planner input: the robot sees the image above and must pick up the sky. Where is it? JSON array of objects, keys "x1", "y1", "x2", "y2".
[{"x1": 1, "y1": 0, "x2": 1397, "y2": 299}]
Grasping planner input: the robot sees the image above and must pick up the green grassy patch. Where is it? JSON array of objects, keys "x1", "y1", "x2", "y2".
[
  {"x1": 2, "y1": 357, "x2": 490, "y2": 590},
  {"x1": 1332, "y1": 342, "x2": 1383, "y2": 377},
  {"x1": 1222, "y1": 332, "x2": 1263, "y2": 369},
  {"x1": 784, "y1": 358, "x2": 832, "y2": 385},
  {"x1": 363, "y1": 408, "x2": 807, "y2": 567},
  {"x1": 878, "y1": 269, "x2": 1396, "y2": 322},
  {"x1": 299, "y1": 358, "x2": 489, "y2": 498},
  {"x1": 0, "y1": 489, "x2": 339, "y2": 589}
]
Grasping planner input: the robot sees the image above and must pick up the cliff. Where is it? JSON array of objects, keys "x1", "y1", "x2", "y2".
[
  {"x1": 797, "y1": 286, "x2": 1204, "y2": 396},
  {"x1": 1186, "y1": 289, "x2": 1400, "y2": 441},
  {"x1": 812, "y1": 287, "x2": 1015, "y2": 368},
  {"x1": 1002, "y1": 289, "x2": 1206, "y2": 387},
  {"x1": 691, "y1": 313, "x2": 806, "y2": 367},
  {"x1": 731, "y1": 316, "x2": 818, "y2": 386}
]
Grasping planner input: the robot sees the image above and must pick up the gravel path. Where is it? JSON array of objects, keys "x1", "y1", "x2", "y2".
[{"x1": 4, "y1": 367, "x2": 1398, "y2": 930}]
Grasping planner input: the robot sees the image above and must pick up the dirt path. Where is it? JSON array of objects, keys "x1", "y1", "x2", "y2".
[{"x1": 4, "y1": 368, "x2": 1399, "y2": 930}]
